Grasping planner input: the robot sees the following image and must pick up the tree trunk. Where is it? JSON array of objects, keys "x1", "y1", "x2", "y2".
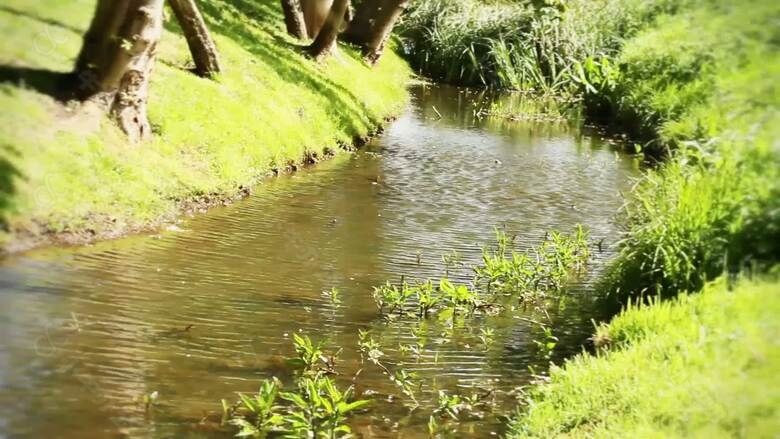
[
  {"x1": 301, "y1": 0, "x2": 333, "y2": 39},
  {"x1": 76, "y1": 0, "x2": 132, "y2": 73},
  {"x1": 307, "y1": 0, "x2": 349, "y2": 60},
  {"x1": 169, "y1": 0, "x2": 221, "y2": 77},
  {"x1": 342, "y1": 0, "x2": 379, "y2": 45},
  {"x1": 281, "y1": 0, "x2": 308, "y2": 40},
  {"x1": 344, "y1": 0, "x2": 408, "y2": 65},
  {"x1": 75, "y1": 0, "x2": 165, "y2": 143}
]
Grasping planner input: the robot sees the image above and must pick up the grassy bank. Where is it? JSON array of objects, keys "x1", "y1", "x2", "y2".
[
  {"x1": 587, "y1": 0, "x2": 779, "y2": 297},
  {"x1": 508, "y1": 275, "x2": 780, "y2": 438},
  {"x1": 0, "y1": 0, "x2": 410, "y2": 251},
  {"x1": 398, "y1": 0, "x2": 779, "y2": 435}
]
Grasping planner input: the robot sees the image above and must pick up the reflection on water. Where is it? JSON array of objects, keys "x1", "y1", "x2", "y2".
[{"x1": 0, "y1": 85, "x2": 637, "y2": 438}]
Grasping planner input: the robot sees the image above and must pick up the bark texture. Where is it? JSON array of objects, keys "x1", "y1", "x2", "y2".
[
  {"x1": 169, "y1": 0, "x2": 221, "y2": 77},
  {"x1": 281, "y1": 0, "x2": 308, "y2": 39},
  {"x1": 75, "y1": 0, "x2": 165, "y2": 143},
  {"x1": 301, "y1": 0, "x2": 333, "y2": 39},
  {"x1": 344, "y1": 0, "x2": 408, "y2": 65},
  {"x1": 307, "y1": 0, "x2": 350, "y2": 60}
]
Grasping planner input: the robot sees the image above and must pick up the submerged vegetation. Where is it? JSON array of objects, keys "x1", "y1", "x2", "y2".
[
  {"x1": 225, "y1": 334, "x2": 370, "y2": 438},
  {"x1": 371, "y1": 227, "x2": 590, "y2": 320},
  {"x1": 216, "y1": 228, "x2": 593, "y2": 437}
]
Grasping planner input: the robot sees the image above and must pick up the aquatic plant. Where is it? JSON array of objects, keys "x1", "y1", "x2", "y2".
[
  {"x1": 357, "y1": 329, "x2": 385, "y2": 367},
  {"x1": 531, "y1": 325, "x2": 558, "y2": 362},
  {"x1": 289, "y1": 334, "x2": 329, "y2": 374},
  {"x1": 372, "y1": 280, "x2": 414, "y2": 316},
  {"x1": 478, "y1": 328, "x2": 495, "y2": 349},
  {"x1": 322, "y1": 287, "x2": 341, "y2": 305},
  {"x1": 280, "y1": 376, "x2": 371, "y2": 438},
  {"x1": 357, "y1": 329, "x2": 422, "y2": 409},
  {"x1": 226, "y1": 335, "x2": 370, "y2": 438},
  {"x1": 231, "y1": 379, "x2": 284, "y2": 436},
  {"x1": 390, "y1": 369, "x2": 421, "y2": 409},
  {"x1": 434, "y1": 390, "x2": 465, "y2": 421},
  {"x1": 475, "y1": 227, "x2": 590, "y2": 298},
  {"x1": 370, "y1": 226, "x2": 590, "y2": 322},
  {"x1": 415, "y1": 280, "x2": 440, "y2": 318}
]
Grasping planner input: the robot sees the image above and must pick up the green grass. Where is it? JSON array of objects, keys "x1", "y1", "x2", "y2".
[
  {"x1": 396, "y1": 0, "x2": 680, "y2": 94},
  {"x1": 0, "y1": 0, "x2": 410, "y2": 248},
  {"x1": 595, "y1": 0, "x2": 780, "y2": 298},
  {"x1": 508, "y1": 275, "x2": 780, "y2": 438}
]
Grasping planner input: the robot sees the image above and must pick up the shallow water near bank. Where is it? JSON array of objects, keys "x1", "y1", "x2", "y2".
[{"x1": 0, "y1": 85, "x2": 638, "y2": 438}]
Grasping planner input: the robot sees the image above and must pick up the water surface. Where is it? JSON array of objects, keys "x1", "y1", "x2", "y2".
[{"x1": 0, "y1": 85, "x2": 637, "y2": 438}]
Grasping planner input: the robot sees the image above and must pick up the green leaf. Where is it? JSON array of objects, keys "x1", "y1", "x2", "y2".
[
  {"x1": 438, "y1": 307, "x2": 454, "y2": 323},
  {"x1": 341, "y1": 399, "x2": 371, "y2": 413},
  {"x1": 239, "y1": 393, "x2": 257, "y2": 412},
  {"x1": 280, "y1": 392, "x2": 307, "y2": 409}
]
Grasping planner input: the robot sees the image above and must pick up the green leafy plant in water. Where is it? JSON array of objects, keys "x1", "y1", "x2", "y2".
[
  {"x1": 280, "y1": 376, "x2": 370, "y2": 438},
  {"x1": 322, "y1": 287, "x2": 341, "y2": 305},
  {"x1": 358, "y1": 330, "x2": 421, "y2": 409},
  {"x1": 230, "y1": 378, "x2": 284, "y2": 437},
  {"x1": 357, "y1": 329, "x2": 385, "y2": 367},
  {"x1": 441, "y1": 250, "x2": 463, "y2": 277},
  {"x1": 478, "y1": 328, "x2": 495, "y2": 349},
  {"x1": 532, "y1": 325, "x2": 559, "y2": 361},
  {"x1": 415, "y1": 280, "x2": 441, "y2": 317},
  {"x1": 372, "y1": 279, "x2": 416, "y2": 316},
  {"x1": 390, "y1": 369, "x2": 421, "y2": 409},
  {"x1": 438, "y1": 278, "x2": 479, "y2": 323},
  {"x1": 226, "y1": 334, "x2": 369, "y2": 438},
  {"x1": 475, "y1": 226, "x2": 590, "y2": 299},
  {"x1": 288, "y1": 333, "x2": 328, "y2": 374},
  {"x1": 434, "y1": 390, "x2": 465, "y2": 420}
]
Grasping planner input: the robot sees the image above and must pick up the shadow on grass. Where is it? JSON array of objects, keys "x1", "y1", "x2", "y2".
[
  {"x1": 0, "y1": 65, "x2": 75, "y2": 100},
  {"x1": 198, "y1": 0, "x2": 382, "y2": 137},
  {"x1": 0, "y1": 145, "x2": 22, "y2": 231}
]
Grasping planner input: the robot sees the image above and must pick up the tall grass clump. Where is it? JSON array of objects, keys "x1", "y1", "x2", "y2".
[
  {"x1": 398, "y1": 0, "x2": 535, "y2": 87},
  {"x1": 397, "y1": 0, "x2": 681, "y2": 94},
  {"x1": 597, "y1": 0, "x2": 780, "y2": 298},
  {"x1": 607, "y1": 145, "x2": 779, "y2": 298}
]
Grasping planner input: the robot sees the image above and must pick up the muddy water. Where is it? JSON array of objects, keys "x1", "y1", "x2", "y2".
[{"x1": 0, "y1": 85, "x2": 638, "y2": 438}]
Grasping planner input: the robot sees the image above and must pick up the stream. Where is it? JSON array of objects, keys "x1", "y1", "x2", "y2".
[{"x1": 0, "y1": 85, "x2": 638, "y2": 438}]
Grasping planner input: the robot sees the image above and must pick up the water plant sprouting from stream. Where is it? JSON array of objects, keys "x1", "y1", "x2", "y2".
[
  {"x1": 476, "y1": 226, "x2": 590, "y2": 298},
  {"x1": 371, "y1": 226, "x2": 591, "y2": 321},
  {"x1": 224, "y1": 226, "x2": 592, "y2": 437},
  {"x1": 224, "y1": 334, "x2": 370, "y2": 438}
]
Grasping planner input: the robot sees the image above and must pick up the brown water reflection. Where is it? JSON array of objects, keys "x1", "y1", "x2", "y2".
[{"x1": 0, "y1": 85, "x2": 638, "y2": 438}]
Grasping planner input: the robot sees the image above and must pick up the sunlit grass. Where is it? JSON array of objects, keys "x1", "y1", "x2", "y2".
[
  {"x1": 508, "y1": 275, "x2": 780, "y2": 438},
  {"x1": 0, "y1": 0, "x2": 410, "y2": 245}
]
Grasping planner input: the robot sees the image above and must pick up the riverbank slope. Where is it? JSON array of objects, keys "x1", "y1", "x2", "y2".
[
  {"x1": 0, "y1": 0, "x2": 410, "y2": 253},
  {"x1": 508, "y1": 274, "x2": 780, "y2": 438},
  {"x1": 508, "y1": 0, "x2": 780, "y2": 434}
]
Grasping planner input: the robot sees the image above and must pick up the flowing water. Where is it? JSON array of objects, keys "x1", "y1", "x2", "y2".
[{"x1": 0, "y1": 85, "x2": 638, "y2": 438}]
